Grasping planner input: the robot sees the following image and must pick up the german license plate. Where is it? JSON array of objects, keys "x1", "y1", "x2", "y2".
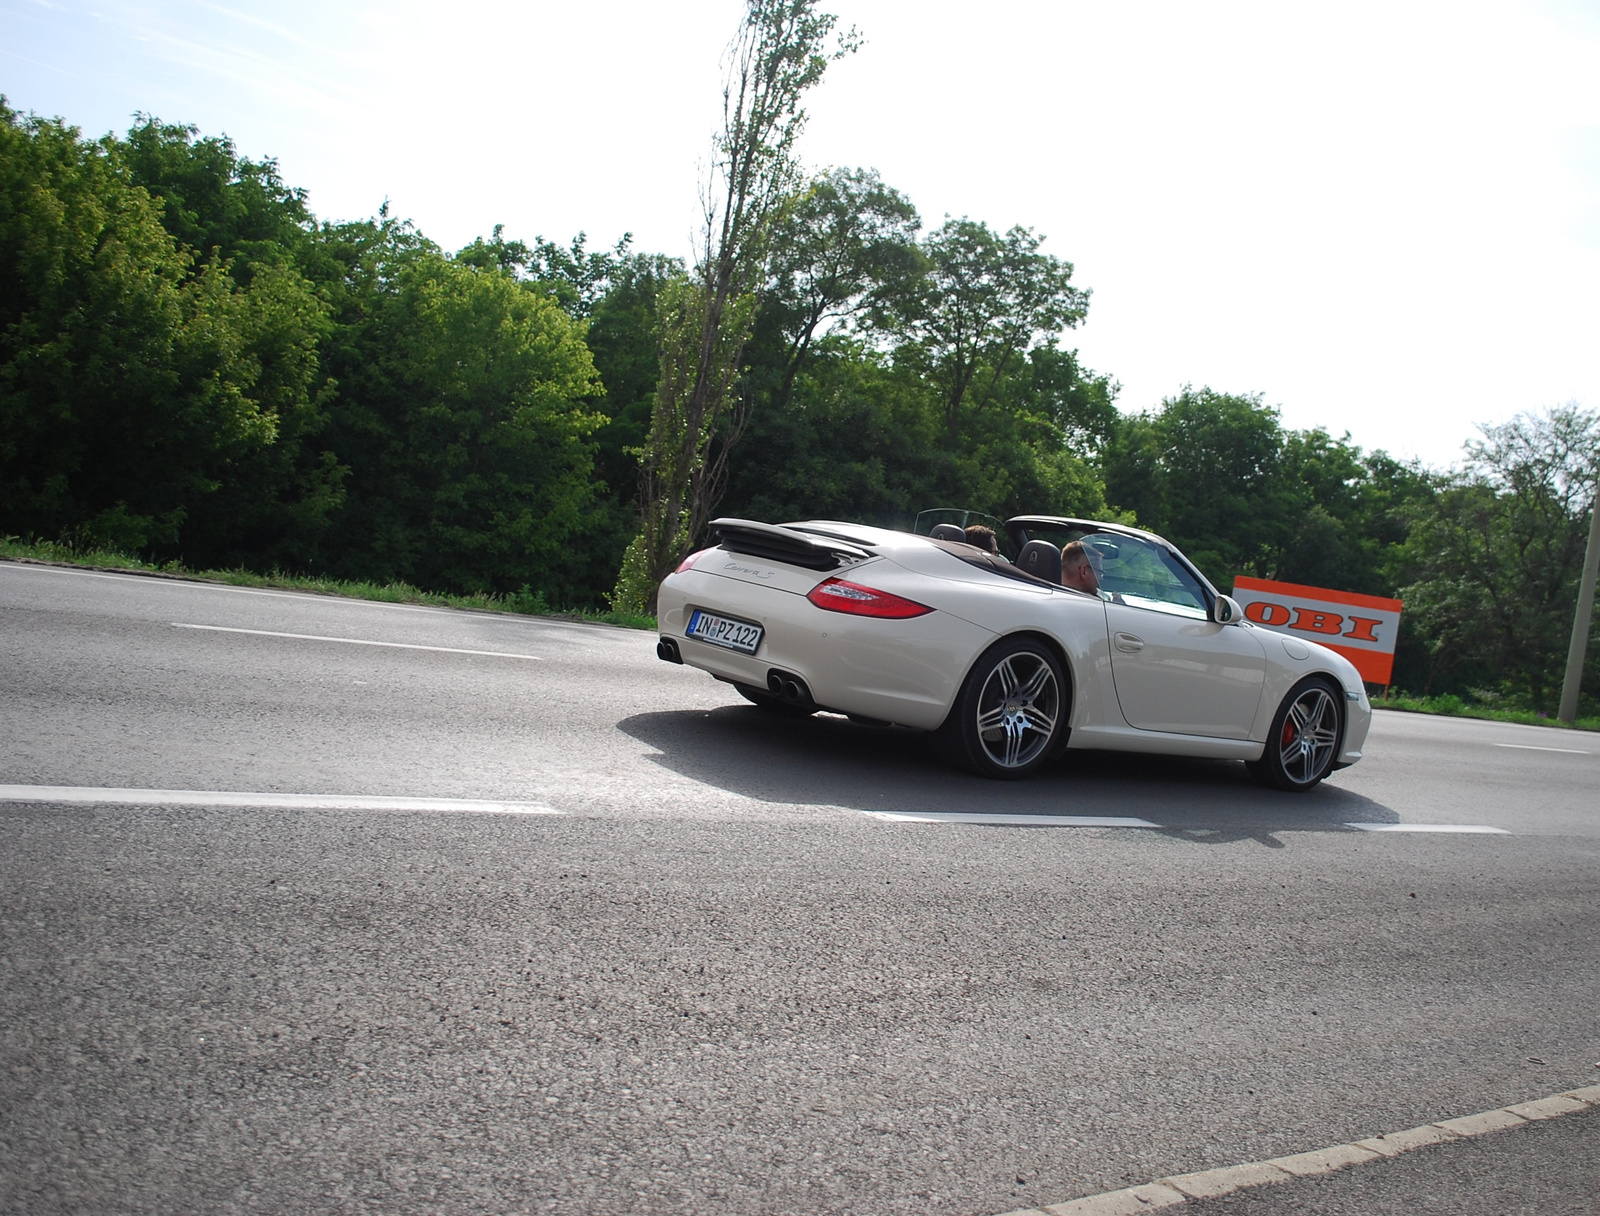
[{"x1": 686, "y1": 609, "x2": 763, "y2": 654}]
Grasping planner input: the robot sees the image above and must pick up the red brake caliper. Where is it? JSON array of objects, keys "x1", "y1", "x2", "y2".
[{"x1": 1281, "y1": 718, "x2": 1297, "y2": 748}]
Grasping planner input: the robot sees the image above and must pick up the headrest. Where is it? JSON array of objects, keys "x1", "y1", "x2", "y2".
[
  {"x1": 1016, "y1": 539, "x2": 1062, "y2": 584},
  {"x1": 929, "y1": 523, "x2": 967, "y2": 543}
]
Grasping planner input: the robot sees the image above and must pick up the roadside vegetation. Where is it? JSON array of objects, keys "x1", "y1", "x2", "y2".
[
  {"x1": 1, "y1": 0, "x2": 1594, "y2": 721},
  {"x1": 1375, "y1": 689, "x2": 1598, "y2": 733},
  {"x1": 0, "y1": 537, "x2": 655, "y2": 629}
]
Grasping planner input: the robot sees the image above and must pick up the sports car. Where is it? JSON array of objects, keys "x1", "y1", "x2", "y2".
[{"x1": 654, "y1": 515, "x2": 1371, "y2": 790}]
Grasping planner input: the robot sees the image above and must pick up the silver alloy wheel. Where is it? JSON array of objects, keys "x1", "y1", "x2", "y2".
[
  {"x1": 1279, "y1": 684, "x2": 1339, "y2": 785},
  {"x1": 974, "y1": 652, "x2": 1061, "y2": 770}
]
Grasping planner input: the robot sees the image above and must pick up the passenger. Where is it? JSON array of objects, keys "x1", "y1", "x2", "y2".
[
  {"x1": 1062, "y1": 541, "x2": 1122, "y2": 601},
  {"x1": 964, "y1": 524, "x2": 1000, "y2": 554}
]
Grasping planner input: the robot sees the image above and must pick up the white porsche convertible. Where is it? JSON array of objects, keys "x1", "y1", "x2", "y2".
[{"x1": 654, "y1": 515, "x2": 1371, "y2": 790}]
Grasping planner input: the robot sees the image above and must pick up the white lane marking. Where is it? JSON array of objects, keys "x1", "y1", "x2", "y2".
[
  {"x1": 0, "y1": 785, "x2": 562, "y2": 814},
  {"x1": 172, "y1": 622, "x2": 543, "y2": 661},
  {"x1": 0, "y1": 560, "x2": 605, "y2": 630},
  {"x1": 1346, "y1": 822, "x2": 1510, "y2": 834},
  {"x1": 865, "y1": 811, "x2": 1159, "y2": 828},
  {"x1": 1494, "y1": 743, "x2": 1590, "y2": 754},
  {"x1": 870, "y1": 812, "x2": 1511, "y2": 835}
]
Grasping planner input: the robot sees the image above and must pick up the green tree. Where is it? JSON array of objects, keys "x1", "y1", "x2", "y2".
[
  {"x1": 1104, "y1": 387, "x2": 1293, "y2": 582},
  {"x1": 881, "y1": 218, "x2": 1090, "y2": 432},
  {"x1": 0, "y1": 103, "x2": 323, "y2": 554},
  {"x1": 1266, "y1": 431, "x2": 1436, "y2": 600},
  {"x1": 1396, "y1": 404, "x2": 1599, "y2": 707},
  {"x1": 722, "y1": 329, "x2": 1116, "y2": 529},
  {"x1": 457, "y1": 227, "x2": 686, "y2": 602},
  {"x1": 617, "y1": 0, "x2": 858, "y2": 613},
  {"x1": 314, "y1": 226, "x2": 603, "y2": 596},
  {"x1": 726, "y1": 194, "x2": 1114, "y2": 531},
  {"x1": 720, "y1": 336, "x2": 945, "y2": 524},
  {"x1": 1007, "y1": 342, "x2": 1119, "y2": 457},
  {"x1": 121, "y1": 115, "x2": 315, "y2": 282},
  {"x1": 456, "y1": 227, "x2": 641, "y2": 320},
  {"x1": 117, "y1": 116, "x2": 347, "y2": 568},
  {"x1": 583, "y1": 252, "x2": 683, "y2": 493},
  {"x1": 759, "y1": 166, "x2": 920, "y2": 411},
  {"x1": 169, "y1": 258, "x2": 340, "y2": 569},
  {"x1": 456, "y1": 228, "x2": 684, "y2": 534}
]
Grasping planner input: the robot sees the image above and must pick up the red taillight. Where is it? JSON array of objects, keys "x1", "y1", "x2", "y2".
[
  {"x1": 806, "y1": 577, "x2": 934, "y2": 619},
  {"x1": 675, "y1": 548, "x2": 711, "y2": 574}
]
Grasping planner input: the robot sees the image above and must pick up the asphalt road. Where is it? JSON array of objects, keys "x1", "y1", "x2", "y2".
[{"x1": 2, "y1": 560, "x2": 1597, "y2": 1215}]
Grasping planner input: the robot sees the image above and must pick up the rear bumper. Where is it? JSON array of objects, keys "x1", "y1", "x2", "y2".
[{"x1": 658, "y1": 567, "x2": 993, "y2": 730}]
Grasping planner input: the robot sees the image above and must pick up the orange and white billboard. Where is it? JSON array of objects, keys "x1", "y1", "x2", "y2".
[{"x1": 1231, "y1": 576, "x2": 1404, "y2": 685}]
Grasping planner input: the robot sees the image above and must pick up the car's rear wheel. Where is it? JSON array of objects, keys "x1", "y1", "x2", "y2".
[
  {"x1": 1247, "y1": 676, "x2": 1342, "y2": 791},
  {"x1": 947, "y1": 637, "x2": 1065, "y2": 779},
  {"x1": 734, "y1": 683, "x2": 817, "y2": 716}
]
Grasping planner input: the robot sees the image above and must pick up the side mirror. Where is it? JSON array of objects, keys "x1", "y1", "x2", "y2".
[{"x1": 1212, "y1": 594, "x2": 1244, "y2": 624}]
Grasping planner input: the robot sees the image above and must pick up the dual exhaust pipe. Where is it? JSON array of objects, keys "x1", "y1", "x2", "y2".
[
  {"x1": 766, "y1": 669, "x2": 814, "y2": 707},
  {"x1": 657, "y1": 636, "x2": 812, "y2": 709}
]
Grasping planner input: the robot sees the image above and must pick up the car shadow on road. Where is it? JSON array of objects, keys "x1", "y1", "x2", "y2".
[{"x1": 616, "y1": 704, "x2": 1400, "y2": 840}]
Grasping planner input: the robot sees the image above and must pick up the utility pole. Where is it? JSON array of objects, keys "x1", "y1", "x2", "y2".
[{"x1": 1558, "y1": 484, "x2": 1600, "y2": 723}]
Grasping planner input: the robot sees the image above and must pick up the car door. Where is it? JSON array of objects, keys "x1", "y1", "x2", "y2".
[{"x1": 1095, "y1": 536, "x2": 1267, "y2": 739}]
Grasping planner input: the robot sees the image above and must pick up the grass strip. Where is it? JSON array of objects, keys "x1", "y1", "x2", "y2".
[
  {"x1": 1374, "y1": 691, "x2": 1598, "y2": 733},
  {"x1": 0, "y1": 537, "x2": 656, "y2": 631}
]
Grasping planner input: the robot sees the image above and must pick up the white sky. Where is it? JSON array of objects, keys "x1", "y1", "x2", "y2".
[{"x1": 4, "y1": 0, "x2": 1597, "y2": 469}]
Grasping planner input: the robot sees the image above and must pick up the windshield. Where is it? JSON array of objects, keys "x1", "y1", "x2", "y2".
[{"x1": 1008, "y1": 522, "x2": 1211, "y2": 619}]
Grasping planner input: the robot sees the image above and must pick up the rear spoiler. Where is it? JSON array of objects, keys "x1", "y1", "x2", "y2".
[{"x1": 709, "y1": 519, "x2": 872, "y2": 572}]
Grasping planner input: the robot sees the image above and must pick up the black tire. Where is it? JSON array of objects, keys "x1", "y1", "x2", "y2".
[
  {"x1": 734, "y1": 682, "x2": 817, "y2": 717},
  {"x1": 1247, "y1": 676, "x2": 1342, "y2": 792},
  {"x1": 945, "y1": 636, "x2": 1066, "y2": 780}
]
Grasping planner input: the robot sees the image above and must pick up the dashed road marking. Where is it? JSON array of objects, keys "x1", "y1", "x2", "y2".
[
  {"x1": 1494, "y1": 742, "x2": 1590, "y2": 754},
  {"x1": 172, "y1": 622, "x2": 544, "y2": 661},
  {"x1": 865, "y1": 812, "x2": 1510, "y2": 834},
  {"x1": 0, "y1": 785, "x2": 562, "y2": 815},
  {"x1": 993, "y1": 1084, "x2": 1600, "y2": 1216},
  {"x1": 865, "y1": 811, "x2": 1160, "y2": 828},
  {"x1": 1346, "y1": 822, "x2": 1510, "y2": 834}
]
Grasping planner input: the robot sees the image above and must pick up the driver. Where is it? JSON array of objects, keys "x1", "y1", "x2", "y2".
[{"x1": 1062, "y1": 541, "x2": 1122, "y2": 602}]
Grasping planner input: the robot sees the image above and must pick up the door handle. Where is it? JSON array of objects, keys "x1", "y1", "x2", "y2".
[{"x1": 1114, "y1": 632, "x2": 1144, "y2": 653}]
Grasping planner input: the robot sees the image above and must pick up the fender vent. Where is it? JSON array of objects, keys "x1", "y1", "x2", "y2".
[{"x1": 710, "y1": 519, "x2": 872, "y2": 572}]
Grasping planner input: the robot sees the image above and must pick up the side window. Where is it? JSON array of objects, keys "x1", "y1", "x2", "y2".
[{"x1": 1092, "y1": 536, "x2": 1209, "y2": 619}]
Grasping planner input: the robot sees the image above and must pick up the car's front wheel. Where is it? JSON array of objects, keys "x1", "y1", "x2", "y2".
[
  {"x1": 947, "y1": 636, "x2": 1066, "y2": 779},
  {"x1": 1248, "y1": 676, "x2": 1342, "y2": 791}
]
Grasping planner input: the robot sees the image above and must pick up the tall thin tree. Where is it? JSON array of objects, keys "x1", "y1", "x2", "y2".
[{"x1": 613, "y1": 0, "x2": 856, "y2": 613}]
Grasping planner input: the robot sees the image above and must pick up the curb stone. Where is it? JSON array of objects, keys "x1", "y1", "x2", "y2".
[
  {"x1": 1164, "y1": 1162, "x2": 1289, "y2": 1199},
  {"x1": 991, "y1": 1084, "x2": 1600, "y2": 1216},
  {"x1": 1265, "y1": 1142, "x2": 1380, "y2": 1177}
]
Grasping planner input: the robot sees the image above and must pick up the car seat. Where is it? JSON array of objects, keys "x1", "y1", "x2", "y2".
[
  {"x1": 929, "y1": 524, "x2": 967, "y2": 543},
  {"x1": 1016, "y1": 539, "x2": 1062, "y2": 583}
]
